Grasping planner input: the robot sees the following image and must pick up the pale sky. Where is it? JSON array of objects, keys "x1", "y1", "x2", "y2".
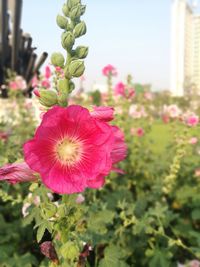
[{"x1": 21, "y1": 0, "x2": 172, "y2": 91}]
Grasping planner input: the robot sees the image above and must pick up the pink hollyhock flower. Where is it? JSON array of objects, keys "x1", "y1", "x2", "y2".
[
  {"x1": 9, "y1": 76, "x2": 27, "y2": 90},
  {"x1": 102, "y1": 64, "x2": 117, "y2": 77},
  {"x1": 136, "y1": 128, "x2": 144, "y2": 137},
  {"x1": 115, "y1": 82, "x2": 125, "y2": 96},
  {"x1": 9, "y1": 81, "x2": 18, "y2": 90},
  {"x1": 0, "y1": 162, "x2": 37, "y2": 184},
  {"x1": 45, "y1": 66, "x2": 51, "y2": 79},
  {"x1": 90, "y1": 106, "x2": 114, "y2": 122},
  {"x1": 144, "y1": 91, "x2": 153, "y2": 100},
  {"x1": 23, "y1": 105, "x2": 127, "y2": 194},
  {"x1": 164, "y1": 104, "x2": 181, "y2": 118},
  {"x1": 189, "y1": 137, "x2": 198, "y2": 145},
  {"x1": 186, "y1": 115, "x2": 199, "y2": 127},
  {"x1": 114, "y1": 82, "x2": 135, "y2": 99},
  {"x1": 41, "y1": 79, "x2": 51, "y2": 89},
  {"x1": 189, "y1": 260, "x2": 200, "y2": 267}
]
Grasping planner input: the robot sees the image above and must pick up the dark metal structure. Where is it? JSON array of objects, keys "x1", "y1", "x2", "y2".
[{"x1": 0, "y1": 0, "x2": 48, "y2": 95}]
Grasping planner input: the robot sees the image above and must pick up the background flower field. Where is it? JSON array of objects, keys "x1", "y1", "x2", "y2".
[{"x1": 0, "y1": 66, "x2": 200, "y2": 267}]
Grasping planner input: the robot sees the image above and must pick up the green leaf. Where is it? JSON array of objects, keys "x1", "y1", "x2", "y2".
[
  {"x1": 36, "y1": 222, "x2": 47, "y2": 243},
  {"x1": 99, "y1": 245, "x2": 128, "y2": 267}
]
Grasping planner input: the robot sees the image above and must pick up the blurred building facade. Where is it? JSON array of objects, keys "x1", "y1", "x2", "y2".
[{"x1": 170, "y1": 0, "x2": 200, "y2": 96}]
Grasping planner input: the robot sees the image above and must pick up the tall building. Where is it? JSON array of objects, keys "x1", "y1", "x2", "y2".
[{"x1": 170, "y1": 0, "x2": 200, "y2": 96}]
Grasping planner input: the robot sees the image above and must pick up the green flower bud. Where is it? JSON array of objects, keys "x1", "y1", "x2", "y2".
[
  {"x1": 61, "y1": 32, "x2": 75, "y2": 50},
  {"x1": 74, "y1": 21, "x2": 86, "y2": 38},
  {"x1": 39, "y1": 90, "x2": 58, "y2": 107},
  {"x1": 58, "y1": 78, "x2": 69, "y2": 94},
  {"x1": 80, "y1": 5, "x2": 86, "y2": 16},
  {"x1": 75, "y1": 46, "x2": 88, "y2": 59},
  {"x1": 67, "y1": 0, "x2": 81, "y2": 9},
  {"x1": 51, "y1": 52, "x2": 65, "y2": 67},
  {"x1": 68, "y1": 60, "x2": 85, "y2": 77},
  {"x1": 64, "y1": 66, "x2": 72, "y2": 79},
  {"x1": 56, "y1": 15, "x2": 68, "y2": 29},
  {"x1": 62, "y1": 3, "x2": 70, "y2": 16},
  {"x1": 69, "y1": 5, "x2": 81, "y2": 20},
  {"x1": 58, "y1": 94, "x2": 68, "y2": 107}
]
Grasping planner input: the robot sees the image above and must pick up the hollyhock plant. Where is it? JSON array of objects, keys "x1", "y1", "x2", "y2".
[
  {"x1": 102, "y1": 64, "x2": 117, "y2": 77},
  {"x1": 0, "y1": 162, "x2": 37, "y2": 184},
  {"x1": 23, "y1": 105, "x2": 127, "y2": 194}
]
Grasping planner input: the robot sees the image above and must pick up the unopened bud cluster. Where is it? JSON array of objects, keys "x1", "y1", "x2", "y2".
[{"x1": 37, "y1": 0, "x2": 88, "y2": 108}]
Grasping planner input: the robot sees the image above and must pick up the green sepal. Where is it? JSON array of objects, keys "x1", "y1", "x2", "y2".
[
  {"x1": 51, "y1": 52, "x2": 65, "y2": 67},
  {"x1": 68, "y1": 60, "x2": 85, "y2": 77},
  {"x1": 75, "y1": 46, "x2": 88, "y2": 59},
  {"x1": 56, "y1": 14, "x2": 68, "y2": 29},
  {"x1": 39, "y1": 90, "x2": 58, "y2": 107},
  {"x1": 61, "y1": 32, "x2": 75, "y2": 50},
  {"x1": 69, "y1": 4, "x2": 82, "y2": 20},
  {"x1": 62, "y1": 3, "x2": 70, "y2": 16},
  {"x1": 58, "y1": 78, "x2": 69, "y2": 94},
  {"x1": 74, "y1": 21, "x2": 87, "y2": 38},
  {"x1": 67, "y1": 0, "x2": 81, "y2": 10}
]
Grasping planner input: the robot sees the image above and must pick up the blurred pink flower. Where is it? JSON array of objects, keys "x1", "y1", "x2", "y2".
[
  {"x1": 33, "y1": 89, "x2": 40, "y2": 97},
  {"x1": 164, "y1": 104, "x2": 181, "y2": 118},
  {"x1": 115, "y1": 82, "x2": 125, "y2": 96},
  {"x1": 114, "y1": 82, "x2": 135, "y2": 99},
  {"x1": 186, "y1": 114, "x2": 199, "y2": 127},
  {"x1": 23, "y1": 105, "x2": 127, "y2": 194},
  {"x1": 144, "y1": 91, "x2": 153, "y2": 100},
  {"x1": 45, "y1": 66, "x2": 51, "y2": 79},
  {"x1": 102, "y1": 64, "x2": 117, "y2": 77},
  {"x1": 0, "y1": 162, "x2": 37, "y2": 184},
  {"x1": 76, "y1": 194, "x2": 85, "y2": 204},
  {"x1": 137, "y1": 128, "x2": 144, "y2": 137},
  {"x1": 189, "y1": 260, "x2": 200, "y2": 267},
  {"x1": 189, "y1": 137, "x2": 198, "y2": 145},
  {"x1": 9, "y1": 76, "x2": 27, "y2": 90},
  {"x1": 90, "y1": 106, "x2": 114, "y2": 122},
  {"x1": 41, "y1": 79, "x2": 51, "y2": 89},
  {"x1": 162, "y1": 114, "x2": 170, "y2": 124},
  {"x1": 129, "y1": 105, "x2": 147, "y2": 119}
]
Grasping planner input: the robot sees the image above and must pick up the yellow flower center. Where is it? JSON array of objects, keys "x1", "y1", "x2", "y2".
[{"x1": 56, "y1": 139, "x2": 81, "y2": 165}]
